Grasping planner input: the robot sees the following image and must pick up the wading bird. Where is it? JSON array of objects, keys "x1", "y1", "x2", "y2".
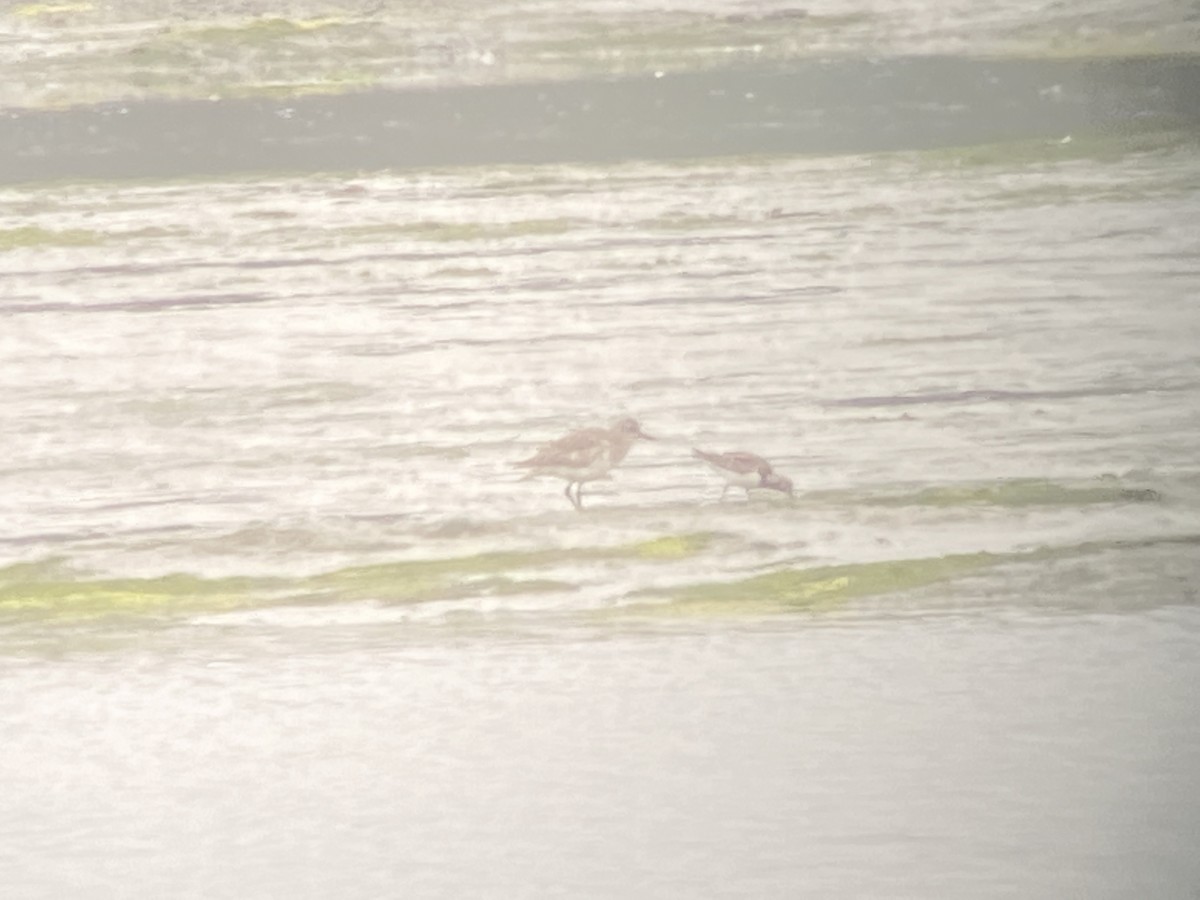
[
  {"x1": 516, "y1": 417, "x2": 655, "y2": 510},
  {"x1": 692, "y1": 447, "x2": 793, "y2": 500}
]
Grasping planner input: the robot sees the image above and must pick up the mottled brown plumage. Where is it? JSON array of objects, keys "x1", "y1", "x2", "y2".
[
  {"x1": 516, "y1": 417, "x2": 654, "y2": 510},
  {"x1": 693, "y1": 447, "x2": 793, "y2": 500}
]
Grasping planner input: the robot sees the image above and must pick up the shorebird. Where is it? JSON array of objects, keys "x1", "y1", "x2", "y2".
[
  {"x1": 515, "y1": 417, "x2": 655, "y2": 510},
  {"x1": 692, "y1": 448, "x2": 794, "y2": 500}
]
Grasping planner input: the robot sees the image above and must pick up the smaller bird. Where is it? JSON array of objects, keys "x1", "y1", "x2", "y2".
[
  {"x1": 515, "y1": 417, "x2": 655, "y2": 510},
  {"x1": 692, "y1": 448, "x2": 794, "y2": 501}
]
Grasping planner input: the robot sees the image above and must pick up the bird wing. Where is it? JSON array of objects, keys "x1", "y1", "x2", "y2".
[{"x1": 516, "y1": 428, "x2": 610, "y2": 468}]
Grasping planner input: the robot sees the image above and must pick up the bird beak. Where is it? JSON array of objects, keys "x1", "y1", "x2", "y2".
[{"x1": 636, "y1": 426, "x2": 656, "y2": 440}]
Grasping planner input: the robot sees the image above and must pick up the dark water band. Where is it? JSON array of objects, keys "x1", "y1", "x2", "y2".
[{"x1": 3, "y1": 54, "x2": 1199, "y2": 184}]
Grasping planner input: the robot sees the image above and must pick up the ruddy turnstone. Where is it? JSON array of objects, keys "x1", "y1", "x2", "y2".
[
  {"x1": 515, "y1": 417, "x2": 655, "y2": 510},
  {"x1": 692, "y1": 448, "x2": 794, "y2": 500}
]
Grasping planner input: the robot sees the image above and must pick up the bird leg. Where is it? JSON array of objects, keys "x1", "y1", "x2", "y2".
[
  {"x1": 719, "y1": 484, "x2": 731, "y2": 502},
  {"x1": 564, "y1": 481, "x2": 583, "y2": 511},
  {"x1": 574, "y1": 482, "x2": 585, "y2": 511}
]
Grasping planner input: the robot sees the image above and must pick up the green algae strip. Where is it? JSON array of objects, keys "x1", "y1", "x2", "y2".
[
  {"x1": 903, "y1": 129, "x2": 1194, "y2": 171},
  {"x1": 13, "y1": 2, "x2": 95, "y2": 16},
  {"x1": 0, "y1": 569, "x2": 283, "y2": 617},
  {"x1": 634, "y1": 533, "x2": 1198, "y2": 617},
  {"x1": 377, "y1": 218, "x2": 582, "y2": 242},
  {"x1": 625, "y1": 551, "x2": 1009, "y2": 616},
  {"x1": 869, "y1": 479, "x2": 1162, "y2": 508},
  {"x1": 170, "y1": 17, "x2": 349, "y2": 45},
  {"x1": 0, "y1": 226, "x2": 103, "y2": 251},
  {"x1": 0, "y1": 532, "x2": 716, "y2": 618},
  {"x1": 805, "y1": 478, "x2": 1162, "y2": 510},
  {"x1": 305, "y1": 532, "x2": 714, "y2": 603}
]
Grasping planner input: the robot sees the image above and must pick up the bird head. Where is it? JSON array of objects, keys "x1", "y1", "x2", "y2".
[{"x1": 614, "y1": 417, "x2": 655, "y2": 441}]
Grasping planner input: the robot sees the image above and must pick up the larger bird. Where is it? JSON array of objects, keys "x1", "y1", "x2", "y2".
[
  {"x1": 692, "y1": 448, "x2": 793, "y2": 500},
  {"x1": 515, "y1": 417, "x2": 655, "y2": 510}
]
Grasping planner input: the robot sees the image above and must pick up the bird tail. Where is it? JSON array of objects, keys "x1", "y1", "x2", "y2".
[{"x1": 513, "y1": 454, "x2": 542, "y2": 477}]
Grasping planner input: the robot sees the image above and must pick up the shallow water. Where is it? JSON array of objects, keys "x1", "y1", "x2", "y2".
[
  {"x1": 3, "y1": 1, "x2": 1200, "y2": 897},
  {"x1": 4, "y1": 607, "x2": 1200, "y2": 899},
  {"x1": 4, "y1": 0, "x2": 1199, "y2": 108}
]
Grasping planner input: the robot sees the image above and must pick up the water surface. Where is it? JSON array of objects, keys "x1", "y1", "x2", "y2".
[{"x1": 2, "y1": 1, "x2": 1199, "y2": 897}]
